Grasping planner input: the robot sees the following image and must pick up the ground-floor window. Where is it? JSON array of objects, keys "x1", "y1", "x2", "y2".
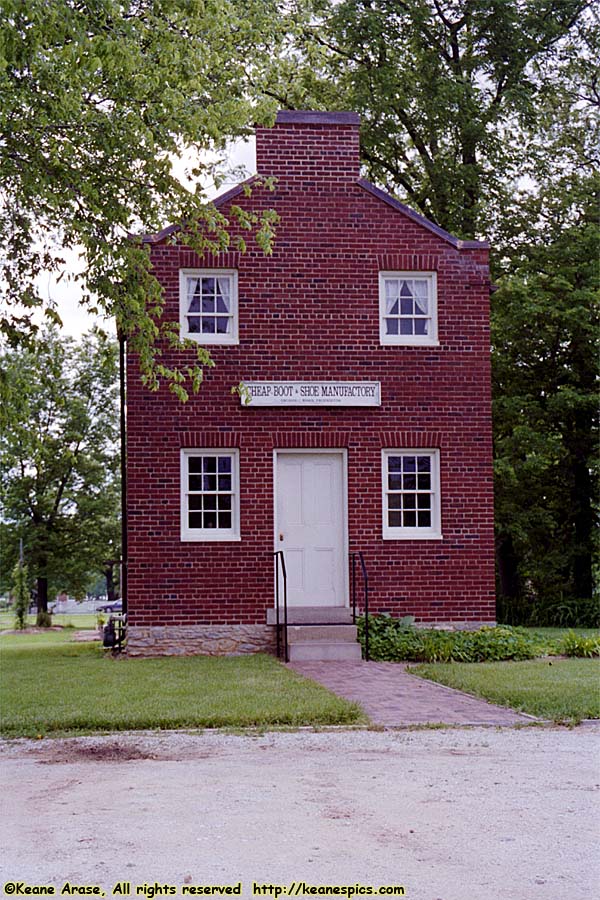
[
  {"x1": 180, "y1": 449, "x2": 240, "y2": 541},
  {"x1": 382, "y1": 449, "x2": 441, "y2": 539}
]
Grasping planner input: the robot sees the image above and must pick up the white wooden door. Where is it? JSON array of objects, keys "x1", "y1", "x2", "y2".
[{"x1": 275, "y1": 452, "x2": 346, "y2": 607}]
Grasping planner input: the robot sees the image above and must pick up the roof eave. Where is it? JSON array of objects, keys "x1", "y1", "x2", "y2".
[
  {"x1": 138, "y1": 177, "x2": 256, "y2": 244},
  {"x1": 358, "y1": 179, "x2": 489, "y2": 250}
]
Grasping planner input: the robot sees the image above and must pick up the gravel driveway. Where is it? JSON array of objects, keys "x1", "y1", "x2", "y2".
[{"x1": 1, "y1": 727, "x2": 599, "y2": 900}]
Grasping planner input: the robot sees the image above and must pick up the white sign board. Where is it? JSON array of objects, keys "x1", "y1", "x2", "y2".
[{"x1": 241, "y1": 381, "x2": 381, "y2": 407}]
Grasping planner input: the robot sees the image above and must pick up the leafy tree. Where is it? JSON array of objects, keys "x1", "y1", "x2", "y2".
[
  {"x1": 0, "y1": 329, "x2": 120, "y2": 613},
  {"x1": 11, "y1": 560, "x2": 29, "y2": 630},
  {"x1": 493, "y1": 174, "x2": 599, "y2": 608},
  {"x1": 0, "y1": 0, "x2": 281, "y2": 396},
  {"x1": 269, "y1": 0, "x2": 590, "y2": 237}
]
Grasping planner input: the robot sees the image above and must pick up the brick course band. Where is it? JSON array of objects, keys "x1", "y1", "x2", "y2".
[{"x1": 126, "y1": 624, "x2": 276, "y2": 658}]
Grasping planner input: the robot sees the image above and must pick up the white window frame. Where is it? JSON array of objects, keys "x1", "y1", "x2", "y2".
[
  {"x1": 379, "y1": 271, "x2": 438, "y2": 346},
  {"x1": 180, "y1": 449, "x2": 241, "y2": 542},
  {"x1": 179, "y1": 269, "x2": 239, "y2": 345},
  {"x1": 382, "y1": 449, "x2": 442, "y2": 540}
]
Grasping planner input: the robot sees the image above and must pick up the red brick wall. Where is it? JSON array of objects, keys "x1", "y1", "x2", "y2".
[{"x1": 127, "y1": 114, "x2": 495, "y2": 627}]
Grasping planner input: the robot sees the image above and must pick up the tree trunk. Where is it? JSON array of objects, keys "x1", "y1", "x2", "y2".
[
  {"x1": 36, "y1": 574, "x2": 48, "y2": 614},
  {"x1": 104, "y1": 561, "x2": 117, "y2": 603},
  {"x1": 496, "y1": 535, "x2": 521, "y2": 611}
]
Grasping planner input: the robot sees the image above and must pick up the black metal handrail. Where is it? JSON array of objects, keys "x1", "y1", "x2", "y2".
[
  {"x1": 351, "y1": 552, "x2": 370, "y2": 661},
  {"x1": 273, "y1": 550, "x2": 289, "y2": 662}
]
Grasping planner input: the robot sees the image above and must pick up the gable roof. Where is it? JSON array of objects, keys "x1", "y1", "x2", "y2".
[{"x1": 141, "y1": 175, "x2": 488, "y2": 252}]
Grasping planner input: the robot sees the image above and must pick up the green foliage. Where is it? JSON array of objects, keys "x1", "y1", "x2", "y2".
[
  {"x1": 11, "y1": 562, "x2": 29, "y2": 630},
  {"x1": 0, "y1": 0, "x2": 284, "y2": 396},
  {"x1": 358, "y1": 615, "x2": 543, "y2": 662},
  {"x1": 498, "y1": 594, "x2": 600, "y2": 629},
  {"x1": 561, "y1": 631, "x2": 600, "y2": 658},
  {"x1": 35, "y1": 611, "x2": 52, "y2": 628},
  {"x1": 0, "y1": 328, "x2": 120, "y2": 608},
  {"x1": 492, "y1": 172, "x2": 600, "y2": 604},
  {"x1": 273, "y1": 0, "x2": 590, "y2": 237}
]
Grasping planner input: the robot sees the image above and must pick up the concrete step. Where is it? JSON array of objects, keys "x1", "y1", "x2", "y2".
[
  {"x1": 288, "y1": 641, "x2": 363, "y2": 662},
  {"x1": 267, "y1": 606, "x2": 354, "y2": 625},
  {"x1": 287, "y1": 624, "x2": 358, "y2": 643}
]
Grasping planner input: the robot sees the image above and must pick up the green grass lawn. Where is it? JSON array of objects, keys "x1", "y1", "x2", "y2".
[
  {"x1": 412, "y1": 658, "x2": 600, "y2": 723},
  {"x1": 0, "y1": 611, "x2": 98, "y2": 630},
  {"x1": 0, "y1": 634, "x2": 365, "y2": 737}
]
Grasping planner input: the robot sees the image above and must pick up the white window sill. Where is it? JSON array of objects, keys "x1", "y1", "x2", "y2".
[
  {"x1": 382, "y1": 532, "x2": 443, "y2": 541},
  {"x1": 181, "y1": 532, "x2": 242, "y2": 542}
]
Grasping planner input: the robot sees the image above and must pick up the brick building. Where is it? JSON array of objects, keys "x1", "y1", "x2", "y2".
[{"x1": 126, "y1": 111, "x2": 496, "y2": 658}]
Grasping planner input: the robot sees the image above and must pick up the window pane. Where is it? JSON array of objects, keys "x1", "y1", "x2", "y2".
[
  {"x1": 216, "y1": 317, "x2": 230, "y2": 334},
  {"x1": 188, "y1": 295, "x2": 200, "y2": 313},
  {"x1": 204, "y1": 494, "x2": 217, "y2": 510},
  {"x1": 201, "y1": 319, "x2": 216, "y2": 334},
  {"x1": 417, "y1": 494, "x2": 431, "y2": 510},
  {"x1": 418, "y1": 511, "x2": 431, "y2": 527},
  {"x1": 414, "y1": 296, "x2": 428, "y2": 315},
  {"x1": 403, "y1": 473, "x2": 416, "y2": 490},
  {"x1": 386, "y1": 318, "x2": 399, "y2": 335},
  {"x1": 218, "y1": 511, "x2": 232, "y2": 529},
  {"x1": 218, "y1": 457, "x2": 231, "y2": 473},
  {"x1": 189, "y1": 512, "x2": 203, "y2": 529},
  {"x1": 400, "y1": 297, "x2": 413, "y2": 316},
  {"x1": 388, "y1": 456, "x2": 402, "y2": 472},
  {"x1": 202, "y1": 277, "x2": 215, "y2": 293},
  {"x1": 218, "y1": 474, "x2": 231, "y2": 491},
  {"x1": 187, "y1": 316, "x2": 201, "y2": 333},
  {"x1": 204, "y1": 457, "x2": 217, "y2": 472},
  {"x1": 216, "y1": 278, "x2": 231, "y2": 300},
  {"x1": 386, "y1": 296, "x2": 399, "y2": 315},
  {"x1": 219, "y1": 494, "x2": 232, "y2": 511},
  {"x1": 388, "y1": 494, "x2": 401, "y2": 510},
  {"x1": 388, "y1": 511, "x2": 401, "y2": 528},
  {"x1": 189, "y1": 495, "x2": 203, "y2": 510},
  {"x1": 417, "y1": 456, "x2": 431, "y2": 472},
  {"x1": 189, "y1": 474, "x2": 203, "y2": 491},
  {"x1": 202, "y1": 295, "x2": 215, "y2": 313},
  {"x1": 403, "y1": 457, "x2": 416, "y2": 473},
  {"x1": 414, "y1": 319, "x2": 428, "y2": 335},
  {"x1": 204, "y1": 511, "x2": 217, "y2": 529},
  {"x1": 418, "y1": 474, "x2": 431, "y2": 490},
  {"x1": 403, "y1": 493, "x2": 416, "y2": 509},
  {"x1": 388, "y1": 473, "x2": 402, "y2": 490},
  {"x1": 404, "y1": 511, "x2": 417, "y2": 527},
  {"x1": 400, "y1": 281, "x2": 412, "y2": 297},
  {"x1": 400, "y1": 319, "x2": 413, "y2": 335},
  {"x1": 188, "y1": 457, "x2": 203, "y2": 473},
  {"x1": 216, "y1": 295, "x2": 230, "y2": 313},
  {"x1": 203, "y1": 474, "x2": 217, "y2": 492}
]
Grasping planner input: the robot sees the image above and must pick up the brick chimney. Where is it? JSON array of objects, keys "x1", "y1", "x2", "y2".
[{"x1": 255, "y1": 110, "x2": 361, "y2": 183}]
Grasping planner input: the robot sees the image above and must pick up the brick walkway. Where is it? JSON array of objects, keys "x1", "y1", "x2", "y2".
[{"x1": 289, "y1": 660, "x2": 537, "y2": 726}]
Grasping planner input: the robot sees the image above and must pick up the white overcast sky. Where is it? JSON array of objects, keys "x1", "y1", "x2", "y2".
[{"x1": 38, "y1": 137, "x2": 257, "y2": 338}]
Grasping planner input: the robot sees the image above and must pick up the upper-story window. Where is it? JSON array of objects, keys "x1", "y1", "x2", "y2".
[
  {"x1": 379, "y1": 272, "x2": 438, "y2": 346},
  {"x1": 179, "y1": 269, "x2": 238, "y2": 344}
]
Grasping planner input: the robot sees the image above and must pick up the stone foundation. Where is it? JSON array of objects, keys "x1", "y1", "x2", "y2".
[{"x1": 126, "y1": 623, "x2": 276, "y2": 658}]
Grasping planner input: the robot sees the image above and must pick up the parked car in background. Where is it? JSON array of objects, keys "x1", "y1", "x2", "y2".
[{"x1": 96, "y1": 599, "x2": 122, "y2": 613}]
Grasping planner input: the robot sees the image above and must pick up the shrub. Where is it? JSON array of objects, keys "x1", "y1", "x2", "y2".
[
  {"x1": 497, "y1": 594, "x2": 600, "y2": 628},
  {"x1": 357, "y1": 615, "x2": 543, "y2": 662},
  {"x1": 561, "y1": 631, "x2": 600, "y2": 658},
  {"x1": 36, "y1": 610, "x2": 52, "y2": 628},
  {"x1": 12, "y1": 562, "x2": 29, "y2": 630}
]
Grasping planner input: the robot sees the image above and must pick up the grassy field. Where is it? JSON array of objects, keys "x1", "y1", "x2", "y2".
[
  {"x1": 0, "y1": 612, "x2": 98, "y2": 630},
  {"x1": 412, "y1": 658, "x2": 600, "y2": 723},
  {"x1": 0, "y1": 633, "x2": 364, "y2": 738}
]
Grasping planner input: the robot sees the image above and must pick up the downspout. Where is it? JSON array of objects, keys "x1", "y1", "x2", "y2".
[{"x1": 118, "y1": 328, "x2": 128, "y2": 616}]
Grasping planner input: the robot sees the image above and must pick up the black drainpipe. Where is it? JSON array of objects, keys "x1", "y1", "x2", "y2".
[{"x1": 118, "y1": 329, "x2": 128, "y2": 616}]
